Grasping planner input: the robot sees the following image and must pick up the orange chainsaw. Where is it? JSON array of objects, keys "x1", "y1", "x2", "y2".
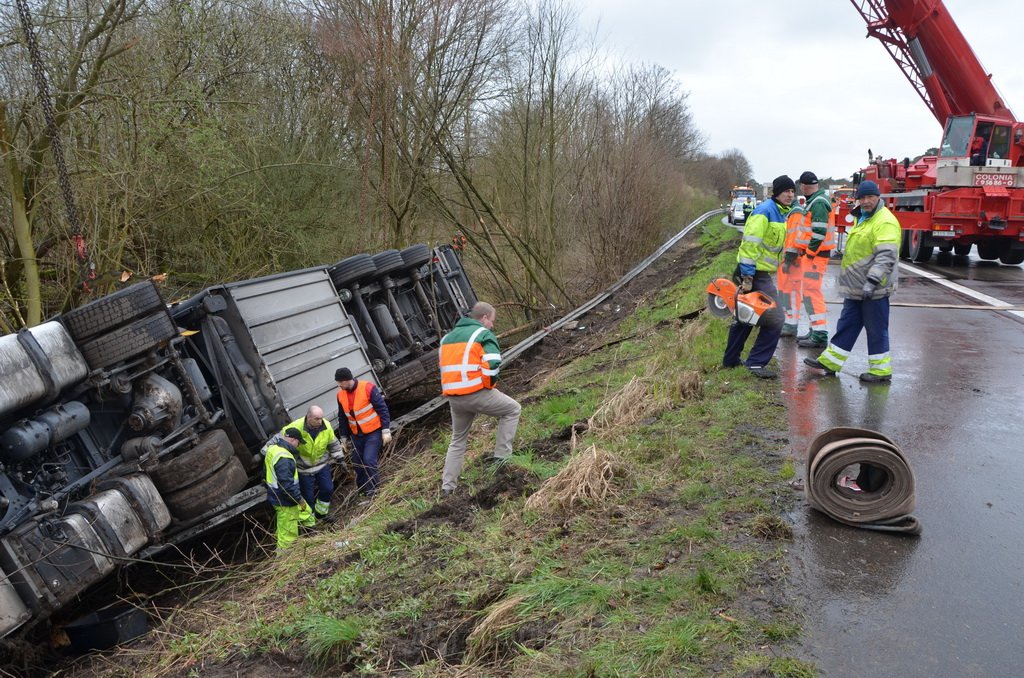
[{"x1": 705, "y1": 277, "x2": 778, "y2": 326}]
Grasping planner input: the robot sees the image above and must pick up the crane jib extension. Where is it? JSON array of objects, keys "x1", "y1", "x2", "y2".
[{"x1": 390, "y1": 208, "x2": 726, "y2": 432}]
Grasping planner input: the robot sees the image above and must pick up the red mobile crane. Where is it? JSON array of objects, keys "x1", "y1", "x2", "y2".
[{"x1": 846, "y1": 0, "x2": 1024, "y2": 265}]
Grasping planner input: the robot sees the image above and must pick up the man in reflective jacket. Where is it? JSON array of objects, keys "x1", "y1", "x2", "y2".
[
  {"x1": 805, "y1": 180, "x2": 900, "y2": 382},
  {"x1": 282, "y1": 405, "x2": 345, "y2": 523},
  {"x1": 722, "y1": 175, "x2": 794, "y2": 379},
  {"x1": 264, "y1": 427, "x2": 313, "y2": 552},
  {"x1": 335, "y1": 367, "x2": 391, "y2": 499},
  {"x1": 439, "y1": 301, "x2": 521, "y2": 496},
  {"x1": 793, "y1": 171, "x2": 837, "y2": 348}
]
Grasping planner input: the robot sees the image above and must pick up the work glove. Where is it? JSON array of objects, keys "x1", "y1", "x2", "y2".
[
  {"x1": 739, "y1": 276, "x2": 753, "y2": 294},
  {"x1": 783, "y1": 251, "x2": 798, "y2": 270},
  {"x1": 382, "y1": 428, "x2": 393, "y2": 444},
  {"x1": 861, "y1": 281, "x2": 877, "y2": 300}
]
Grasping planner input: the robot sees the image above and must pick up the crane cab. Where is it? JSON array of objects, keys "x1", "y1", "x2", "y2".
[{"x1": 935, "y1": 114, "x2": 1023, "y2": 187}]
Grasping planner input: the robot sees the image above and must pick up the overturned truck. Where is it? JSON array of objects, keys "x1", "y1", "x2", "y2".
[{"x1": 0, "y1": 245, "x2": 476, "y2": 638}]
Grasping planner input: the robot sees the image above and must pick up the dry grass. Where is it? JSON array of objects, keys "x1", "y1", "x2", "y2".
[
  {"x1": 587, "y1": 376, "x2": 659, "y2": 432},
  {"x1": 464, "y1": 595, "x2": 527, "y2": 663},
  {"x1": 675, "y1": 369, "x2": 704, "y2": 401},
  {"x1": 524, "y1": 445, "x2": 625, "y2": 515}
]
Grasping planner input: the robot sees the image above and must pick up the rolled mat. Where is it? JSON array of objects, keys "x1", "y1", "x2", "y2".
[{"x1": 805, "y1": 427, "x2": 922, "y2": 536}]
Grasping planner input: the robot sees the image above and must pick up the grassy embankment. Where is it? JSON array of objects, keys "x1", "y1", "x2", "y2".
[{"x1": 96, "y1": 220, "x2": 814, "y2": 677}]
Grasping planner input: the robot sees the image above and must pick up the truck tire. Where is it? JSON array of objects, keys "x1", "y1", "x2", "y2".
[
  {"x1": 61, "y1": 281, "x2": 165, "y2": 342},
  {"x1": 329, "y1": 254, "x2": 377, "y2": 288},
  {"x1": 399, "y1": 244, "x2": 432, "y2": 270},
  {"x1": 79, "y1": 311, "x2": 178, "y2": 370},
  {"x1": 977, "y1": 242, "x2": 1000, "y2": 260},
  {"x1": 371, "y1": 250, "x2": 406, "y2": 278},
  {"x1": 164, "y1": 456, "x2": 248, "y2": 522},
  {"x1": 150, "y1": 429, "x2": 234, "y2": 494},
  {"x1": 381, "y1": 359, "x2": 428, "y2": 394},
  {"x1": 999, "y1": 250, "x2": 1024, "y2": 265}
]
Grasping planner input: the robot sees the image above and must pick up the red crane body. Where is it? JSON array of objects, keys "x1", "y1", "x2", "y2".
[{"x1": 844, "y1": 0, "x2": 1024, "y2": 264}]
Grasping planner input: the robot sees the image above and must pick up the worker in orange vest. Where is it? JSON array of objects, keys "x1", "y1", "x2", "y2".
[
  {"x1": 438, "y1": 301, "x2": 521, "y2": 497},
  {"x1": 335, "y1": 367, "x2": 392, "y2": 499},
  {"x1": 777, "y1": 198, "x2": 806, "y2": 337},
  {"x1": 793, "y1": 171, "x2": 837, "y2": 347}
]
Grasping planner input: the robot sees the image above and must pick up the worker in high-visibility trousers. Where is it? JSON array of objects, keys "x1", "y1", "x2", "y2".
[
  {"x1": 722, "y1": 175, "x2": 794, "y2": 379},
  {"x1": 804, "y1": 180, "x2": 900, "y2": 383},
  {"x1": 777, "y1": 197, "x2": 807, "y2": 337},
  {"x1": 793, "y1": 171, "x2": 837, "y2": 348},
  {"x1": 283, "y1": 405, "x2": 346, "y2": 524},
  {"x1": 335, "y1": 367, "x2": 392, "y2": 500},
  {"x1": 264, "y1": 427, "x2": 314, "y2": 552},
  {"x1": 439, "y1": 301, "x2": 521, "y2": 496}
]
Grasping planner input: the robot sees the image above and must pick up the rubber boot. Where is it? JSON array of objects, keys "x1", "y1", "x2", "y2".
[
  {"x1": 798, "y1": 331, "x2": 828, "y2": 348},
  {"x1": 780, "y1": 324, "x2": 798, "y2": 338}
]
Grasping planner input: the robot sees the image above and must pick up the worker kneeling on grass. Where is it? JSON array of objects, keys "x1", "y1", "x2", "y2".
[
  {"x1": 264, "y1": 427, "x2": 314, "y2": 552},
  {"x1": 804, "y1": 180, "x2": 900, "y2": 383}
]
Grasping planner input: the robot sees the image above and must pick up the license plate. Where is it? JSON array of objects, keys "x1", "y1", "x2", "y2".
[
  {"x1": 974, "y1": 173, "x2": 1015, "y2": 187},
  {"x1": 931, "y1": 231, "x2": 957, "y2": 238}
]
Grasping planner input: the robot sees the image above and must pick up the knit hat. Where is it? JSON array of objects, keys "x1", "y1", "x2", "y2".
[
  {"x1": 772, "y1": 175, "x2": 796, "y2": 197},
  {"x1": 283, "y1": 427, "x2": 303, "y2": 441},
  {"x1": 334, "y1": 367, "x2": 353, "y2": 382},
  {"x1": 856, "y1": 180, "x2": 881, "y2": 198},
  {"x1": 798, "y1": 171, "x2": 818, "y2": 185}
]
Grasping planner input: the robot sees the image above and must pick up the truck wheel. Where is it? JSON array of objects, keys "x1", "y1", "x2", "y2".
[
  {"x1": 79, "y1": 311, "x2": 178, "y2": 370},
  {"x1": 399, "y1": 244, "x2": 432, "y2": 270},
  {"x1": 381, "y1": 359, "x2": 428, "y2": 395},
  {"x1": 61, "y1": 281, "x2": 166, "y2": 342},
  {"x1": 906, "y1": 230, "x2": 933, "y2": 263},
  {"x1": 999, "y1": 250, "x2": 1024, "y2": 265},
  {"x1": 150, "y1": 429, "x2": 234, "y2": 494},
  {"x1": 164, "y1": 456, "x2": 248, "y2": 522},
  {"x1": 371, "y1": 250, "x2": 407, "y2": 278},
  {"x1": 953, "y1": 243, "x2": 972, "y2": 257},
  {"x1": 329, "y1": 254, "x2": 377, "y2": 288},
  {"x1": 977, "y1": 242, "x2": 1000, "y2": 260}
]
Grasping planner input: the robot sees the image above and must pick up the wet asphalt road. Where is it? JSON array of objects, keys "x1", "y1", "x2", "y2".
[{"x1": 776, "y1": 255, "x2": 1024, "y2": 677}]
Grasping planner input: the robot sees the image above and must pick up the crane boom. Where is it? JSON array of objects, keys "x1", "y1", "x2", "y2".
[{"x1": 849, "y1": 0, "x2": 1014, "y2": 124}]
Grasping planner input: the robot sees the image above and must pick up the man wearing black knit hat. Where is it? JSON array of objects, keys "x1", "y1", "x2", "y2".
[{"x1": 721, "y1": 175, "x2": 795, "y2": 378}]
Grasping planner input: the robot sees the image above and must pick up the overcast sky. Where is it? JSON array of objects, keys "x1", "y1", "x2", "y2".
[{"x1": 577, "y1": 0, "x2": 1024, "y2": 184}]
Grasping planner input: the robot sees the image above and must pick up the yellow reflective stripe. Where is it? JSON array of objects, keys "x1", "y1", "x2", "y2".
[{"x1": 743, "y1": 235, "x2": 763, "y2": 244}]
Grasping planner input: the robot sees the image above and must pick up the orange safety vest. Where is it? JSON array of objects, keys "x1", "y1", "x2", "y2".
[
  {"x1": 439, "y1": 325, "x2": 498, "y2": 396},
  {"x1": 338, "y1": 381, "x2": 382, "y2": 435},
  {"x1": 794, "y1": 194, "x2": 837, "y2": 253},
  {"x1": 784, "y1": 208, "x2": 805, "y2": 255}
]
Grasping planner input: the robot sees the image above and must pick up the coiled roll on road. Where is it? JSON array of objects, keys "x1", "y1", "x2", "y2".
[{"x1": 805, "y1": 427, "x2": 922, "y2": 536}]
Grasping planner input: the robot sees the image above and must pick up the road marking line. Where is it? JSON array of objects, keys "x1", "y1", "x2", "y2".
[{"x1": 901, "y1": 262, "x2": 1024, "y2": 320}]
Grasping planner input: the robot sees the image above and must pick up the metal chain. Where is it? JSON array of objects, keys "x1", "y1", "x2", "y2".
[{"x1": 13, "y1": 0, "x2": 95, "y2": 291}]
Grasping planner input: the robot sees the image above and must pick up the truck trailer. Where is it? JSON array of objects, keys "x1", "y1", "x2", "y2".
[{"x1": 0, "y1": 245, "x2": 476, "y2": 638}]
